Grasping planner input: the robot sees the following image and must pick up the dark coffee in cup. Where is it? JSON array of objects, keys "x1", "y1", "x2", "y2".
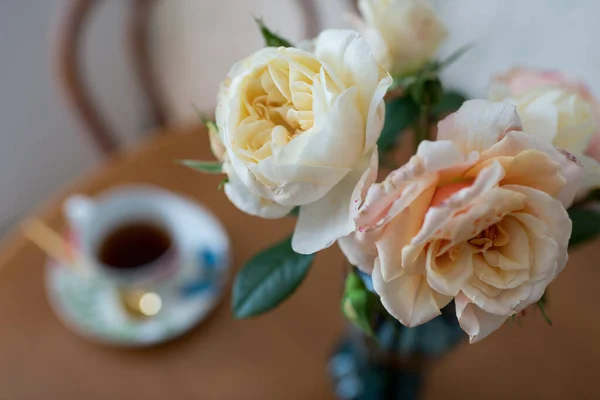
[{"x1": 98, "y1": 222, "x2": 172, "y2": 270}]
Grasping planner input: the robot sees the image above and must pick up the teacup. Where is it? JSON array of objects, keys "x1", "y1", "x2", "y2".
[{"x1": 64, "y1": 187, "x2": 182, "y2": 292}]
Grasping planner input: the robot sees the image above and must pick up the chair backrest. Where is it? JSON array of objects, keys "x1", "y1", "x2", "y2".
[
  {"x1": 55, "y1": 0, "x2": 322, "y2": 156},
  {"x1": 55, "y1": 0, "x2": 169, "y2": 155}
]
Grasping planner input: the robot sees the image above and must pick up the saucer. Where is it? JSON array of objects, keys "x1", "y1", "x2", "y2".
[{"x1": 45, "y1": 189, "x2": 231, "y2": 347}]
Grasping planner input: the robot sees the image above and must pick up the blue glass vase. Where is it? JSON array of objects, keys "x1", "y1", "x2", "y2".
[{"x1": 329, "y1": 271, "x2": 465, "y2": 400}]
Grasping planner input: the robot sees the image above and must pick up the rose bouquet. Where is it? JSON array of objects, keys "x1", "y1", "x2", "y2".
[{"x1": 182, "y1": 0, "x2": 600, "y2": 396}]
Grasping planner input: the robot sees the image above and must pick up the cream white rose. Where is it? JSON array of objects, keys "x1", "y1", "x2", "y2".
[
  {"x1": 489, "y1": 67, "x2": 600, "y2": 197},
  {"x1": 215, "y1": 29, "x2": 392, "y2": 254},
  {"x1": 347, "y1": 100, "x2": 582, "y2": 343},
  {"x1": 349, "y1": 0, "x2": 447, "y2": 76}
]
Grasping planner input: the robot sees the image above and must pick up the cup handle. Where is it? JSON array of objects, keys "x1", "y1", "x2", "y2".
[{"x1": 63, "y1": 195, "x2": 95, "y2": 237}]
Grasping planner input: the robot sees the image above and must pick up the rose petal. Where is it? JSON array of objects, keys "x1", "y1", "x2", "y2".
[
  {"x1": 373, "y1": 258, "x2": 452, "y2": 327},
  {"x1": 223, "y1": 165, "x2": 293, "y2": 219},
  {"x1": 216, "y1": 47, "x2": 280, "y2": 138},
  {"x1": 585, "y1": 124, "x2": 600, "y2": 161},
  {"x1": 365, "y1": 68, "x2": 393, "y2": 153},
  {"x1": 375, "y1": 187, "x2": 435, "y2": 282},
  {"x1": 473, "y1": 249, "x2": 529, "y2": 290},
  {"x1": 512, "y1": 212, "x2": 559, "y2": 278},
  {"x1": 504, "y1": 185, "x2": 570, "y2": 310},
  {"x1": 542, "y1": 98, "x2": 596, "y2": 155},
  {"x1": 466, "y1": 149, "x2": 565, "y2": 199},
  {"x1": 293, "y1": 87, "x2": 364, "y2": 168},
  {"x1": 455, "y1": 292, "x2": 509, "y2": 344},
  {"x1": 347, "y1": 7, "x2": 391, "y2": 69},
  {"x1": 339, "y1": 149, "x2": 380, "y2": 273},
  {"x1": 512, "y1": 89, "x2": 561, "y2": 145},
  {"x1": 480, "y1": 130, "x2": 583, "y2": 207},
  {"x1": 573, "y1": 153, "x2": 600, "y2": 199},
  {"x1": 356, "y1": 140, "x2": 472, "y2": 229},
  {"x1": 426, "y1": 241, "x2": 473, "y2": 296},
  {"x1": 504, "y1": 184, "x2": 571, "y2": 278},
  {"x1": 462, "y1": 274, "x2": 531, "y2": 316},
  {"x1": 480, "y1": 215, "x2": 530, "y2": 272},
  {"x1": 313, "y1": 29, "x2": 384, "y2": 119},
  {"x1": 246, "y1": 159, "x2": 351, "y2": 206},
  {"x1": 411, "y1": 161, "x2": 506, "y2": 246},
  {"x1": 437, "y1": 100, "x2": 523, "y2": 154},
  {"x1": 350, "y1": 149, "x2": 379, "y2": 218},
  {"x1": 338, "y1": 234, "x2": 376, "y2": 274},
  {"x1": 292, "y1": 152, "x2": 376, "y2": 254}
]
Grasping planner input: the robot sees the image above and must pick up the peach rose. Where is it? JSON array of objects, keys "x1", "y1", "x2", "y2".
[
  {"x1": 346, "y1": 100, "x2": 582, "y2": 343},
  {"x1": 489, "y1": 67, "x2": 600, "y2": 197}
]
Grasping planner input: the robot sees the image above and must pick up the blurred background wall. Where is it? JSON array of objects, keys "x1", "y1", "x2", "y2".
[
  {"x1": 434, "y1": 0, "x2": 600, "y2": 97},
  {"x1": 2, "y1": 0, "x2": 600, "y2": 233},
  {"x1": 0, "y1": 1, "x2": 146, "y2": 232}
]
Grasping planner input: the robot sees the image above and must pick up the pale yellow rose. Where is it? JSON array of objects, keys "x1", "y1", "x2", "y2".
[
  {"x1": 489, "y1": 67, "x2": 600, "y2": 198},
  {"x1": 215, "y1": 29, "x2": 392, "y2": 254},
  {"x1": 346, "y1": 100, "x2": 581, "y2": 343},
  {"x1": 349, "y1": 0, "x2": 447, "y2": 76}
]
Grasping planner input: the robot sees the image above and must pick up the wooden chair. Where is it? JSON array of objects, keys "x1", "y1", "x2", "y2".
[{"x1": 55, "y1": 0, "x2": 322, "y2": 156}]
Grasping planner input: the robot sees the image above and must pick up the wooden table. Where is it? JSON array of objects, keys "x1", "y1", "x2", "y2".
[{"x1": 0, "y1": 124, "x2": 599, "y2": 399}]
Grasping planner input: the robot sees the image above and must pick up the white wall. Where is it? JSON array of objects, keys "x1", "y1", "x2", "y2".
[
  {"x1": 435, "y1": 0, "x2": 600, "y2": 97},
  {"x1": 0, "y1": 0, "x2": 145, "y2": 232}
]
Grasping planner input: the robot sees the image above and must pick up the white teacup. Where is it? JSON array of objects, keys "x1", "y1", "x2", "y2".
[{"x1": 64, "y1": 187, "x2": 185, "y2": 291}]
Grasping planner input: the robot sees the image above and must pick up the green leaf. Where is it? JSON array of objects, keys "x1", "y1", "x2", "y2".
[
  {"x1": 288, "y1": 206, "x2": 300, "y2": 217},
  {"x1": 192, "y1": 105, "x2": 219, "y2": 134},
  {"x1": 536, "y1": 296, "x2": 552, "y2": 326},
  {"x1": 378, "y1": 96, "x2": 420, "y2": 152},
  {"x1": 232, "y1": 236, "x2": 314, "y2": 318},
  {"x1": 539, "y1": 292, "x2": 547, "y2": 306},
  {"x1": 431, "y1": 91, "x2": 468, "y2": 118},
  {"x1": 206, "y1": 121, "x2": 218, "y2": 135},
  {"x1": 217, "y1": 177, "x2": 229, "y2": 190},
  {"x1": 254, "y1": 17, "x2": 293, "y2": 48},
  {"x1": 389, "y1": 75, "x2": 418, "y2": 92},
  {"x1": 341, "y1": 269, "x2": 381, "y2": 337},
  {"x1": 192, "y1": 104, "x2": 211, "y2": 124},
  {"x1": 568, "y1": 207, "x2": 600, "y2": 247},
  {"x1": 179, "y1": 159, "x2": 223, "y2": 174}
]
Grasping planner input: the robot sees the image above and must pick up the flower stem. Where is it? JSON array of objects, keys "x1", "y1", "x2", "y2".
[
  {"x1": 413, "y1": 106, "x2": 430, "y2": 152},
  {"x1": 537, "y1": 300, "x2": 552, "y2": 326}
]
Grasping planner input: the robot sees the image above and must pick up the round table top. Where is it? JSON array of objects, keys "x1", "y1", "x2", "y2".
[{"x1": 0, "y1": 124, "x2": 599, "y2": 399}]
